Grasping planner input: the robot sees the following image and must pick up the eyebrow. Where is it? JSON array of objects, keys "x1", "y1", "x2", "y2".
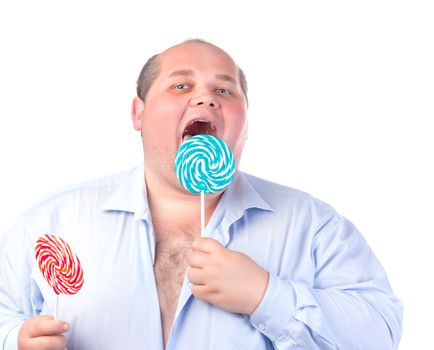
[
  {"x1": 167, "y1": 70, "x2": 237, "y2": 84},
  {"x1": 168, "y1": 69, "x2": 195, "y2": 78},
  {"x1": 215, "y1": 74, "x2": 236, "y2": 84}
]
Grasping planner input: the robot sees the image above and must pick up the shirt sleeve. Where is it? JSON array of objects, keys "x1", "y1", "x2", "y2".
[
  {"x1": 249, "y1": 215, "x2": 403, "y2": 349},
  {"x1": 0, "y1": 216, "x2": 35, "y2": 350}
]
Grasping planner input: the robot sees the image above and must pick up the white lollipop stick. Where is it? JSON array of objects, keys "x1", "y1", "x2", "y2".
[
  {"x1": 54, "y1": 294, "x2": 59, "y2": 320},
  {"x1": 201, "y1": 190, "x2": 205, "y2": 236}
]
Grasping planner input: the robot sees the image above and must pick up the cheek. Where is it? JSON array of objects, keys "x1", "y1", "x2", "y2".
[
  {"x1": 142, "y1": 96, "x2": 184, "y2": 134},
  {"x1": 224, "y1": 104, "x2": 248, "y2": 159},
  {"x1": 226, "y1": 103, "x2": 248, "y2": 137}
]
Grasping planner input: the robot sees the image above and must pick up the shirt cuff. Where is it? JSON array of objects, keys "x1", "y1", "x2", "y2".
[
  {"x1": 3, "y1": 324, "x2": 20, "y2": 350},
  {"x1": 249, "y1": 273, "x2": 297, "y2": 342}
]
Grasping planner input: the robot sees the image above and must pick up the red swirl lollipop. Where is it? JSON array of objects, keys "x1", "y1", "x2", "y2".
[{"x1": 35, "y1": 234, "x2": 84, "y2": 295}]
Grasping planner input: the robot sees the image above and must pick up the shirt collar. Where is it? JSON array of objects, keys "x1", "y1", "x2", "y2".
[
  {"x1": 101, "y1": 165, "x2": 274, "y2": 224},
  {"x1": 203, "y1": 171, "x2": 274, "y2": 246},
  {"x1": 219, "y1": 171, "x2": 275, "y2": 220},
  {"x1": 101, "y1": 164, "x2": 151, "y2": 221}
]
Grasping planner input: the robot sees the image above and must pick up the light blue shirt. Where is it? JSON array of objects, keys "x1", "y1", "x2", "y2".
[{"x1": 0, "y1": 164, "x2": 402, "y2": 349}]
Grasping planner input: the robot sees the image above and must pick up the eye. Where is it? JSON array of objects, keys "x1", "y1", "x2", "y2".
[
  {"x1": 216, "y1": 88, "x2": 231, "y2": 95},
  {"x1": 173, "y1": 83, "x2": 190, "y2": 90}
]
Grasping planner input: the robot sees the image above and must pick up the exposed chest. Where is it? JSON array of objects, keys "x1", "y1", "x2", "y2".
[
  {"x1": 152, "y1": 221, "x2": 198, "y2": 346},
  {"x1": 153, "y1": 231, "x2": 195, "y2": 290}
]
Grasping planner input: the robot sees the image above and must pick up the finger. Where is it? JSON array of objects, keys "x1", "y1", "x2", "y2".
[
  {"x1": 188, "y1": 250, "x2": 209, "y2": 268},
  {"x1": 192, "y1": 237, "x2": 222, "y2": 253},
  {"x1": 30, "y1": 334, "x2": 67, "y2": 350},
  {"x1": 27, "y1": 317, "x2": 69, "y2": 338},
  {"x1": 187, "y1": 267, "x2": 207, "y2": 285},
  {"x1": 191, "y1": 284, "x2": 217, "y2": 300}
]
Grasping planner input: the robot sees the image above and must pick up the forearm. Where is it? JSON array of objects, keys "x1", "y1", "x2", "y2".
[
  {"x1": 0, "y1": 303, "x2": 27, "y2": 350},
  {"x1": 250, "y1": 274, "x2": 402, "y2": 350},
  {"x1": 0, "y1": 216, "x2": 32, "y2": 349}
]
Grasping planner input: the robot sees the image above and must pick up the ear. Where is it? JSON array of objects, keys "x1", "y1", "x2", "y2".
[{"x1": 131, "y1": 97, "x2": 145, "y2": 131}]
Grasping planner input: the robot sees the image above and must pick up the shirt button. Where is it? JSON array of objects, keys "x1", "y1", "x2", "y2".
[{"x1": 258, "y1": 323, "x2": 266, "y2": 331}]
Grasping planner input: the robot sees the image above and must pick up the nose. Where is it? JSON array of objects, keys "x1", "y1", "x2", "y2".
[{"x1": 190, "y1": 95, "x2": 220, "y2": 109}]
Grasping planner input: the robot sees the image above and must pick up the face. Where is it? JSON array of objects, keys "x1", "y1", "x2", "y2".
[{"x1": 132, "y1": 42, "x2": 248, "y2": 193}]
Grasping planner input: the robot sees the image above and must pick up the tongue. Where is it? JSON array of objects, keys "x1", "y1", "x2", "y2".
[{"x1": 182, "y1": 121, "x2": 216, "y2": 141}]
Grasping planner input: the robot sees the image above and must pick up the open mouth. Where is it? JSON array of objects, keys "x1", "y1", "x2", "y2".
[{"x1": 182, "y1": 120, "x2": 218, "y2": 142}]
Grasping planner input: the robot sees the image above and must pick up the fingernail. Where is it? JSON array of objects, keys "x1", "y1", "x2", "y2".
[{"x1": 63, "y1": 323, "x2": 69, "y2": 331}]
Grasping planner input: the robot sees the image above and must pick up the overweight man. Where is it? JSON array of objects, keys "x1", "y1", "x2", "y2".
[{"x1": 0, "y1": 39, "x2": 402, "y2": 349}]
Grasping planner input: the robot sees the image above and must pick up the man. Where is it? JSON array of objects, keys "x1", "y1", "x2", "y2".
[{"x1": 0, "y1": 39, "x2": 402, "y2": 349}]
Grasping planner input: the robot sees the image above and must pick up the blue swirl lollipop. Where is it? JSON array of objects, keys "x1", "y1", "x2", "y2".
[{"x1": 174, "y1": 134, "x2": 236, "y2": 194}]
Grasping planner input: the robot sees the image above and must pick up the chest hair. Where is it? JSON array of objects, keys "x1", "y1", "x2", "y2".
[{"x1": 153, "y1": 223, "x2": 197, "y2": 346}]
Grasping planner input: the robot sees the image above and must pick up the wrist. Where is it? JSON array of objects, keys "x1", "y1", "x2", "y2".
[{"x1": 248, "y1": 269, "x2": 269, "y2": 315}]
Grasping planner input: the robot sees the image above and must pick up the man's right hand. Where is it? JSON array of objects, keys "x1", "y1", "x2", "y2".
[{"x1": 18, "y1": 315, "x2": 69, "y2": 350}]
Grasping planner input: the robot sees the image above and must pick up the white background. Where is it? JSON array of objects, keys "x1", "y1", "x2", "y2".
[{"x1": 0, "y1": 1, "x2": 432, "y2": 348}]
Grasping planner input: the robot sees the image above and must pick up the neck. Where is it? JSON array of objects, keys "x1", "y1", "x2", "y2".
[{"x1": 145, "y1": 169, "x2": 222, "y2": 231}]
